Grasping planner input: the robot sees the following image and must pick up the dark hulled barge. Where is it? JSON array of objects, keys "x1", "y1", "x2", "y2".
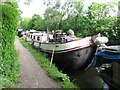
[
  {"x1": 40, "y1": 37, "x2": 97, "y2": 70},
  {"x1": 22, "y1": 30, "x2": 108, "y2": 70},
  {"x1": 40, "y1": 35, "x2": 108, "y2": 70}
]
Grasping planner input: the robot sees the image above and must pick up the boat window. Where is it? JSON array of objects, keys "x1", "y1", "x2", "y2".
[
  {"x1": 37, "y1": 36, "x2": 40, "y2": 41},
  {"x1": 34, "y1": 36, "x2": 35, "y2": 39},
  {"x1": 31, "y1": 35, "x2": 32, "y2": 38}
]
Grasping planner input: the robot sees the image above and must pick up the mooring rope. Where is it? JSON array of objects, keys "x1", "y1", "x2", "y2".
[{"x1": 50, "y1": 45, "x2": 56, "y2": 67}]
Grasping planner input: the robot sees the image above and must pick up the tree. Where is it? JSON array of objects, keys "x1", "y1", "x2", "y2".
[
  {"x1": 27, "y1": 14, "x2": 45, "y2": 30},
  {"x1": 43, "y1": 0, "x2": 84, "y2": 32},
  {"x1": 42, "y1": 0, "x2": 119, "y2": 45},
  {"x1": 86, "y1": 2, "x2": 119, "y2": 45},
  {"x1": 19, "y1": 17, "x2": 31, "y2": 30},
  {"x1": 33, "y1": 17, "x2": 45, "y2": 30},
  {"x1": 44, "y1": 7, "x2": 62, "y2": 30},
  {"x1": 87, "y1": 2, "x2": 117, "y2": 19}
]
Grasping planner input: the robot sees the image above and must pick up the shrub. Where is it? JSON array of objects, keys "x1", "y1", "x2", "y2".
[{"x1": 1, "y1": 2, "x2": 20, "y2": 88}]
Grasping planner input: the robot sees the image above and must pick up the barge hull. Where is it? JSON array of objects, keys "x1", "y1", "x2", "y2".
[{"x1": 48, "y1": 45, "x2": 97, "y2": 70}]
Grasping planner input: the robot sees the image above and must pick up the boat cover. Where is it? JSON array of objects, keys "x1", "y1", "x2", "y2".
[
  {"x1": 61, "y1": 36, "x2": 73, "y2": 41},
  {"x1": 91, "y1": 51, "x2": 120, "y2": 67}
]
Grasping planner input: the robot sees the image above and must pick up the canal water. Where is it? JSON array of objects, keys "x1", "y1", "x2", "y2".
[{"x1": 64, "y1": 67, "x2": 107, "y2": 89}]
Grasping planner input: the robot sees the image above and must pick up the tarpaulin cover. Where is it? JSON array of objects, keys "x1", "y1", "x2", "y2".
[
  {"x1": 61, "y1": 36, "x2": 73, "y2": 41},
  {"x1": 91, "y1": 51, "x2": 120, "y2": 67}
]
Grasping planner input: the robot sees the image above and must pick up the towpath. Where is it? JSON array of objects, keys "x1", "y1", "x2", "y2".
[{"x1": 15, "y1": 39, "x2": 60, "y2": 88}]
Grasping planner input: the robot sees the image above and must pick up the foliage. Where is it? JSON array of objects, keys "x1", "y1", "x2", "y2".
[
  {"x1": 1, "y1": 2, "x2": 20, "y2": 88},
  {"x1": 42, "y1": 1, "x2": 120, "y2": 45},
  {"x1": 44, "y1": 7, "x2": 63, "y2": 30},
  {"x1": 19, "y1": 17, "x2": 31, "y2": 30},
  {"x1": 86, "y1": 2, "x2": 119, "y2": 45},
  {"x1": 27, "y1": 14, "x2": 46, "y2": 30},
  {"x1": 19, "y1": 38, "x2": 78, "y2": 88},
  {"x1": 19, "y1": 0, "x2": 119, "y2": 45}
]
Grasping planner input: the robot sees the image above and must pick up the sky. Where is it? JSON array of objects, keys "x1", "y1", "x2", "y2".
[
  {"x1": 18, "y1": 0, "x2": 118, "y2": 18},
  {"x1": 18, "y1": 0, "x2": 46, "y2": 18}
]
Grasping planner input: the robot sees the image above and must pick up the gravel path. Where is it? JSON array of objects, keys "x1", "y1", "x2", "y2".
[{"x1": 15, "y1": 39, "x2": 60, "y2": 88}]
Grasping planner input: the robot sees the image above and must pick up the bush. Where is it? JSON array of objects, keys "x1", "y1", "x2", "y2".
[{"x1": 1, "y1": 2, "x2": 20, "y2": 88}]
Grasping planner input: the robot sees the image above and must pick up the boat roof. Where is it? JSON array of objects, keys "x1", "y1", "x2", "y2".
[
  {"x1": 30, "y1": 32, "x2": 47, "y2": 36},
  {"x1": 100, "y1": 45, "x2": 120, "y2": 53}
]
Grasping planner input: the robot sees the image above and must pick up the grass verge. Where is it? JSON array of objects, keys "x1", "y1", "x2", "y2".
[{"x1": 19, "y1": 37, "x2": 79, "y2": 88}]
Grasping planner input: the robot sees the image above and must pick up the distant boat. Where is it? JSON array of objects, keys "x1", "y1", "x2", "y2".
[
  {"x1": 17, "y1": 29, "x2": 24, "y2": 37},
  {"x1": 25, "y1": 30, "x2": 53, "y2": 47}
]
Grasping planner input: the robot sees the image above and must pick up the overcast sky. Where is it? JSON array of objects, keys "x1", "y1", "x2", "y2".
[{"x1": 18, "y1": 0, "x2": 117, "y2": 18}]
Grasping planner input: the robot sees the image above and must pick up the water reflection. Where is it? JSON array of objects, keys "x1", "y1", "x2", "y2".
[{"x1": 65, "y1": 67, "x2": 106, "y2": 89}]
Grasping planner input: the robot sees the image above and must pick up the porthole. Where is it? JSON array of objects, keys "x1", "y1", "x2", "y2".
[{"x1": 37, "y1": 36, "x2": 40, "y2": 41}]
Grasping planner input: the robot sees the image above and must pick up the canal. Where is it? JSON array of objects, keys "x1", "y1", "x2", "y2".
[{"x1": 64, "y1": 67, "x2": 108, "y2": 89}]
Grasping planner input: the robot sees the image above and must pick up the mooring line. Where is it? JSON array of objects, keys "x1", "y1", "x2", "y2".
[{"x1": 50, "y1": 45, "x2": 56, "y2": 67}]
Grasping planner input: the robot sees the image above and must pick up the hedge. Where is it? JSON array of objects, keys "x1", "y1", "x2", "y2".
[{"x1": 1, "y1": 2, "x2": 20, "y2": 88}]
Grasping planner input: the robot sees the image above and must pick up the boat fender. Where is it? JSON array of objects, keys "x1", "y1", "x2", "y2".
[{"x1": 94, "y1": 37, "x2": 108, "y2": 45}]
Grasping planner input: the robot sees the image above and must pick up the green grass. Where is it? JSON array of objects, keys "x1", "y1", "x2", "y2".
[{"x1": 19, "y1": 37, "x2": 79, "y2": 88}]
